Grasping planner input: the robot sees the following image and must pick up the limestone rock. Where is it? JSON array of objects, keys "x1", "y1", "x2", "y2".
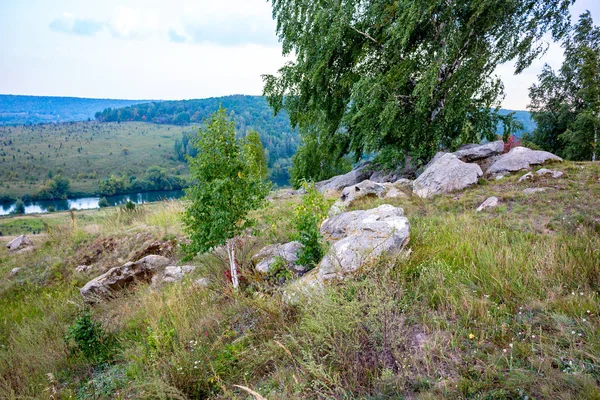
[
  {"x1": 487, "y1": 147, "x2": 562, "y2": 175},
  {"x1": 523, "y1": 187, "x2": 549, "y2": 195},
  {"x1": 413, "y1": 153, "x2": 483, "y2": 198},
  {"x1": 476, "y1": 196, "x2": 499, "y2": 212},
  {"x1": 6, "y1": 235, "x2": 33, "y2": 252},
  {"x1": 318, "y1": 205, "x2": 410, "y2": 281},
  {"x1": 339, "y1": 180, "x2": 387, "y2": 205},
  {"x1": 518, "y1": 172, "x2": 533, "y2": 182},
  {"x1": 8, "y1": 267, "x2": 20, "y2": 277},
  {"x1": 162, "y1": 265, "x2": 196, "y2": 283},
  {"x1": 453, "y1": 140, "x2": 504, "y2": 162},
  {"x1": 536, "y1": 168, "x2": 564, "y2": 178},
  {"x1": 393, "y1": 178, "x2": 413, "y2": 187},
  {"x1": 316, "y1": 163, "x2": 371, "y2": 193},
  {"x1": 80, "y1": 255, "x2": 171, "y2": 303},
  {"x1": 252, "y1": 241, "x2": 305, "y2": 274}
]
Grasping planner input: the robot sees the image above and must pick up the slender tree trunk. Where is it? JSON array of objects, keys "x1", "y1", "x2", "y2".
[
  {"x1": 594, "y1": 117, "x2": 598, "y2": 162},
  {"x1": 226, "y1": 238, "x2": 239, "y2": 290}
]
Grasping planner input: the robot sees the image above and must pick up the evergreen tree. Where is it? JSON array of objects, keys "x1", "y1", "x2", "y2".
[{"x1": 182, "y1": 108, "x2": 270, "y2": 289}]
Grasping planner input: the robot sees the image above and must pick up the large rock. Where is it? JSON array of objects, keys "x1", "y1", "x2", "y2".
[
  {"x1": 318, "y1": 205, "x2": 410, "y2": 281},
  {"x1": 80, "y1": 255, "x2": 171, "y2": 303},
  {"x1": 316, "y1": 163, "x2": 372, "y2": 193},
  {"x1": 413, "y1": 153, "x2": 483, "y2": 198},
  {"x1": 476, "y1": 196, "x2": 499, "y2": 212},
  {"x1": 487, "y1": 147, "x2": 562, "y2": 175},
  {"x1": 6, "y1": 235, "x2": 33, "y2": 252},
  {"x1": 339, "y1": 180, "x2": 387, "y2": 205},
  {"x1": 252, "y1": 241, "x2": 305, "y2": 274},
  {"x1": 452, "y1": 140, "x2": 504, "y2": 162}
]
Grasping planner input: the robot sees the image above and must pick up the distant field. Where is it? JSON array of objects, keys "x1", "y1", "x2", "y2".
[{"x1": 0, "y1": 122, "x2": 191, "y2": 199}]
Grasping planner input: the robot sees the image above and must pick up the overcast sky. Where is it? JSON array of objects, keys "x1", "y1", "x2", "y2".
[{"x1": 1, "y1": 0, "x2": 599, "y2": 110}]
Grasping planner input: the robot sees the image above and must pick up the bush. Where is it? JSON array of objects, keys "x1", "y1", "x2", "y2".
[
  {"x1": 66, "y1": 309, "x2": 113, "y2": 362},
  {"x1": 123, "y1": 200, "x2": 136, "y2": 211},
  {"x1": 292, "y1": 181, "x2": 329, "y2": 268},
  {"x1": 98, "y1": 197, "x2": 109, "y2": 208},
  {"x1": 13, "y1": 199, "x2": 25, "y2": 214}
]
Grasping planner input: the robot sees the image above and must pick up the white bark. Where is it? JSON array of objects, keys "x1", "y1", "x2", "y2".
[
  {"x1": 594, "y1": 119, "x2": 598, "y2": 162},
  {"x1": 227, "y1": 239, "x2": 239, "y2": 290}
]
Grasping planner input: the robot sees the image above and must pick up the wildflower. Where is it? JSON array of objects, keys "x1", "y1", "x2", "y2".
[
  {"x1": 509, "y1": 343, "x2": 513, "y2": 348},
  {"x1": 571, "y1": 331, "x2": 576, "y2": 335},
  {"x1": 503, "y1": 349, "x2": 507, "y2": 353},
  {"x1": 532, "y1": 335, "x2": 536, "y2": 338},
  {"x1": 468, "y1": 333, "x2": 475, "y2": 339},
  {"x1": 583, "y1": 318, "x2": 587, "y2": 322}
]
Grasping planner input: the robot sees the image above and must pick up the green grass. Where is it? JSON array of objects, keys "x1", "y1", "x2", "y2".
[
  {"x1": 0, "y1": 162, "x2": 599, "y2": 399},
  {"x1": 0, "y1": 122, "x2": 191, "y2": 198}
]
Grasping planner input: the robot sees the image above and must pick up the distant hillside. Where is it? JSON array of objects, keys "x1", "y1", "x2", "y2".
[
  {"x1": 95, "y1": 95, "x2": 300, "y2": 184},
  {"x1": 0, "y1": 95, "x2": 150, "y2": 126},
  {"x1": 498, "y1": 109, "x2": 536, "y2": 136}
]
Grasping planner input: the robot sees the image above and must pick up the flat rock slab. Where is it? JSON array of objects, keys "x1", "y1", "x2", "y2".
[
  {"x1": 453, "y1": 140, "x2": 504, "y2": 162},
  {"x1": 487, "y1": 147, "x2": 562, "y2": 175},
  {"x1": 6, "y1": 235, "x2": 33, "y2": 252},
  {"x1": 252, "y1": 241, "x2": 305, "y2": 274},
  {"x1": 316, "y1": 163, "x2": 371, "y2": 193},
  {"x1": 523, "y1": 187, "x2": 549, "y2": 195},
  {"x1": 413, "y1": 153, "x2": 483, "y2": 198},
  {"x1": 318, "y1": 204, "x2": 410, "y2": 281},
  {"x1": 80, "y1": 255, "x2": 171, "y2": 303}
]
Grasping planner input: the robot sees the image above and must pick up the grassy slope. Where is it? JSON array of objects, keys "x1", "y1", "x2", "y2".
[
  {"x1": 0, "y1": 122, "x2": 190, "y2": 198},
  {"x1": 0, "y1": 161, "x2": 599, "y2": 399}
]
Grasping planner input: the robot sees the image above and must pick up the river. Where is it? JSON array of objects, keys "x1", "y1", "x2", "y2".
[{"x1": 0, "y1": 190, "x2": 185, "y2": 216}]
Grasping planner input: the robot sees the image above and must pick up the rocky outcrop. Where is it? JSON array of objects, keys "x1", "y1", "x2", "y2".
[
  {"x1": 413, "y1": 153, "x2": 483, "y2": 198},
  {"x1": 453, "y1": 140, "x2": 504, "y2": 162},
  {"x1": 318, "y1": 205, "x2": 410, "y2": 281},
  {"x1": 6, "y1": 235, "x2": 33, "y2": 253},
  {"x1": 80, "y1": 255, "x2": 171, "y2": 303},
  {"x1": 316, "y1": 163, "x2": 371, "y2": 193},
  {"x1": 339, "y1": 180, "x2": 387, "y2": 205},
  {"x1": 252, "y1": 241, "x2": 305, "y2": 274},
  {"x1": 162, "y1": 265, "x2": 196, "y2": 283},
  {"x1": 476, "y1": 196, "x2": 499, "y2": 212},
  {"x1": 487, "y1": 147, "x2": 562, "y2": 175}
]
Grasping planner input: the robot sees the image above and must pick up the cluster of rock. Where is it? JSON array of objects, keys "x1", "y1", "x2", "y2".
[
  {"x1": 253, "y1": 204, "x2": 410, "y2": 286},
  {"x1": 314, "y1": 141, "x2": 563, "y2": 200},
  {"x1": 79, "y1": 255, "x2": 202, "y2": 304}
]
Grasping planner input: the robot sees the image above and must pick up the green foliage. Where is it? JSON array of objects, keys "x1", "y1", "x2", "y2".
[
  {"x1": 264, "y1": 0, "x2": 572, "y2": 170},
  {"x1": 123, "y1": 200, "x2": 136, "y2": 212},
  {"x1": 98, "y1": 197, "x2": 109, "y2": 208},
  {"x1": 182, "y1": 107, "x2": 271, "y2": 257},
  {"x1": 66, "y1": 309, "x2": 113, "y2": 362},
  {"x1": 13, "y1": 199, "x2": 25, "y2": 214},
  {"x1": 243, "y1": 129, "x2": 269, "y2": 180},
  {"x1": 267, "y1": 256, "x2": 293, "y2": 284},
  {"x1": 529, "y1": 12, "x2": 600, "y2": 161},
  {"x1": 39, "y1": 174, "x2": 71, "y2": 200},
  {"x1": 289, "y1": 131, "x2": 352, "y2": 189},
  {"x1": 291, "y1": 181, "x2": 329, "y2": 268}
]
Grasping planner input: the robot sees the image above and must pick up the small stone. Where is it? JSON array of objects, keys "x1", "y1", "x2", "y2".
[
  {"x1": 495, "y1": 175, "x2": 505, "y2": 180},
  {"x1": 518, "y1": 172, "x2": 533, "y2": 182},
  {"x1": 6, "y1": 235, "x2": 33, "y2": 252},
  {"x1": 75, "y1": 265, "x2": 91, "y2": 273},
  {"x1": 536, "y1": 168, "x2": 563, "y2": 178},
  {"x1": 476, "y1": 196, "x2": 499, "y2": 212},
  {"x1": 522, "y1": 187, "x2": 549, "y2": 195},
  {"x1": 8, "y1": 267, "x2": 20, "y2": 277},
  {"x1": 194, "y1": 278, "x2": 210, "y2": 287}
]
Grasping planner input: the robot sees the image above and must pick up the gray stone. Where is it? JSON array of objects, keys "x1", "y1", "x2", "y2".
[
  {"x1": 80, "y1": 255, "x2": 171, "y2": 303},
  {"x1": 369, "y1": 170, "x2": 397, "y2": 183},
  {"x1": 8, "y1": 267, "x2": 20, "y2": 277},
  {"x1": 393, "y1": 178, "x2": 413, "y2": 187},
  {"x1": 163, "y1": 265, "x2": 196, "y2": 283},
  {"x1": 384, "y1": 186, "x2": 409, "y2": 200},
  {"x1": 194, "y1": 278, "x2": 210, "y2": 287},
  {"x1": 476, "y1": 196, "x2": 499, "y2": 212},
  {"x1": 518, "y1": 172, "x2": 533, "y2": 182},
  {"x1": 6, "y1": 235, "x2": 33, "y2": 252},
  {"x1": 495, "y1": 175, "x2": 505, "y2": 180},
  {"x1": 252, "y1": 241, "x2": 305, "y2": 273},
  {"x1": 487, "y1": 147, "x2": 562, "y2": 175},
  {"x1": 339, "y1": 180, "x2": 387, "y2": 205},
  {"x1": 453, "y1": 140, "x2": 504, "y2": 162},
  {"x1": 316, "y1": 163, "x2": 372, "y2": 193},
  {"x1": 523, "y1": 187, "x2": 549, "y2": 195},
  {"x1": 75, "y1": 265, "x2": 91, "y2": 273},
  {"x1": 413, "y1": 153, "x2": 483, "y2": 198},
  {"x1": 318, "y1": 205, "x2": 410, "y2": 281},
  {"x1": 536, "y1": 168, "x2": 564, "y2": 178}
]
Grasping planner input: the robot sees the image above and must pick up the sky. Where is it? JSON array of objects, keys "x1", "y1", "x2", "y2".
[{"x1": 0, "y1": 0, "x2": 599, "y2": 110}]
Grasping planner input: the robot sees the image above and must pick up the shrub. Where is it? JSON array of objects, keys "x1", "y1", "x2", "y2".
[
  {"x1": 98, "y1": 197, "x2": 109, "y2": 208},
  {"x1": 13, "y1": 199, "x2": 25, "y2": 214},
  {"x1": 292, "y1": 181, "x2": 329, "y2": 268},
  {"x1": 66, "y1": 309, "x2": 113, "y2": 362},
  {"x1": 123, "y1": 200, "x2": 136, "y2": 211}
]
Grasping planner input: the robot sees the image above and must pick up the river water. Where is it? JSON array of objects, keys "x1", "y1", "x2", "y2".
[{"x1": 0, "y1": 190, "x2": 185, "y2": 216}]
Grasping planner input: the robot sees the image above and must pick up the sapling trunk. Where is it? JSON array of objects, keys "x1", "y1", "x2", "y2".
[{"x1": 226, "y1": 238, "x2": 239, "y2": 290}]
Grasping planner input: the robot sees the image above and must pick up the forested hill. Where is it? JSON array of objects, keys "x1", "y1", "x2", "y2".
[
  {"x1": 95, "y1": 95, "x2": 300, "y2": 184},
  {"x1": 0, "y1": 95, "x2": 149, "y2": 125}
]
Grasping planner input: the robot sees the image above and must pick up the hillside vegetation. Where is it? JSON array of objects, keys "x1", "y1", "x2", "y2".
[
  {"x1": 0, "y1": 95, "x2": 149, "y2": 126},
  {"x1": 0, "y1": 122, "x2": 190, "y2": 200},
  {"x1": 1, "y1": 161, "x2": 598, "y2": 399}
]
